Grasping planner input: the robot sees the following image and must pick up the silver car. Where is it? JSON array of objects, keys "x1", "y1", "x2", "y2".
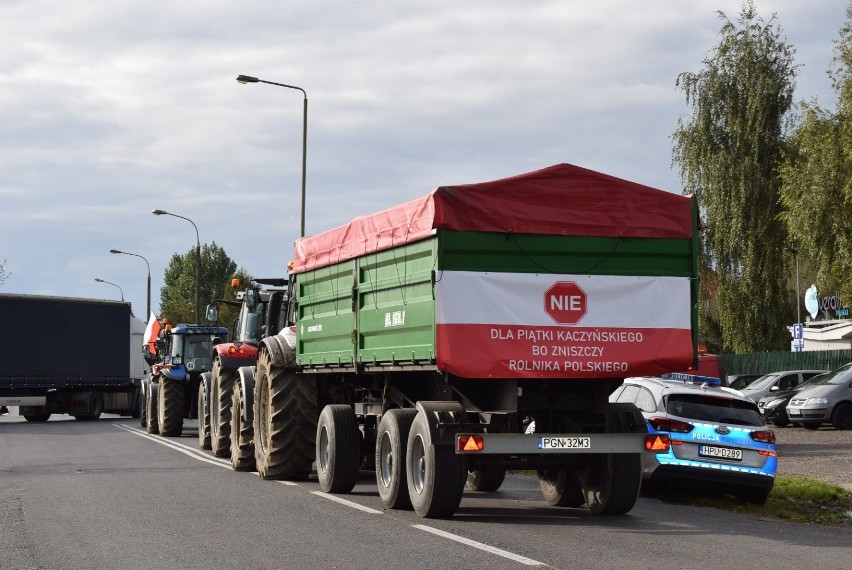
[
  {"x1": 786, "y1": 363, "x2": 852, "y2": 430},
  {"x1": 740, "y1": 369, "x2": 828, "y2": 402}
]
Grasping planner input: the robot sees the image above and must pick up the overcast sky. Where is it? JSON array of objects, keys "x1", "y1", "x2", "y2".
[{"x1": 0, "y1": 0, "x2": 846, "y2": 319}]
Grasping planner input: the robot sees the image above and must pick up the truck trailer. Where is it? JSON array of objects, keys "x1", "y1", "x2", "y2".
[
  {"x1": 0, "y1": 293, "x2": 148, "y2": 421},
  {"x1": 235, "y1": 163, "x2": 699, "y2": 518}
]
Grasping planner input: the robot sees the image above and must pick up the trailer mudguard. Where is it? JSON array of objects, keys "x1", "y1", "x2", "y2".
[
  {"x1": 237, "y1": 365, "x2": 255, "y2": 424},
  {"x1": 415, "y1": 401, "x2": 467, "y2": 446},
  {"x1": 261, "y1": 330, "x2": 297, "y2": 369}
]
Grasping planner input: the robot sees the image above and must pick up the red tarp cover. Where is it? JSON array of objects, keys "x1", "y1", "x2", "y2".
[{"x1": 292, "y1": 163, "x2": 693, "y2": 273}]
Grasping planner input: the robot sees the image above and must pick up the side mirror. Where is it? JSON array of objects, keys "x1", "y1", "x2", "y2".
[
  {"x1": 245, "y1": 288, "x2": 257, "y2": 312},
  {"x1": 212, "y1": 336, "x2": 223, "y2": 346},
  {"x1": 206, "y1": 304, "x2": 218, "y2": 322},
  {"x1": 770, "y1": 385, "x2": 779, "y2": 391}
]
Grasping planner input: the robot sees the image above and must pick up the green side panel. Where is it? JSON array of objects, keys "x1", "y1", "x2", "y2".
[
  {"x1": 357, "y1": 239, "x2": 437, "y2": 364},
  {"x1": 295, "y1": 260, "x2": 356, "y2": 366},
  {"x1": 437, "y1": 231, "x2": 695, "y2": 277}
]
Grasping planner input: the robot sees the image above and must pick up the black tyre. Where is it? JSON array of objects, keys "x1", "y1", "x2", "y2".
[
  {"x1": 580, "y1": 453, "x2": 642, "y2": 515},
  {"x1": 74, "y1": 392, "x2": 104, "y2": 421},
  {"x1": 831, "y1": 403, "x2": 852, "y2": 430},
  {"x1": 23, "y1": 413, "x2": 51, "y2": 422},
  {"x1": 406, "y1": 411, "x2": 466, "y2": 518},
  {"x1": 158, "y1": 377, "x2": 184, "y2": 437},
  {"x1": 230, "y1": 380, "x2": 256, "y2": 471},
  {"x1": 198, "y1": 380, "x2": 211, "y2": 450},
  {"x1": 210, "y1": 360, "x2": 235, "y2": 458},
  {"x1": 537, "y1": 468, "x2": 585, "y2": 507},
  {"x1": 738, "y1": 487, "x2": 771, "y2": 505},
  {"x1": 316, "y1": 405, "x2": 361, "y2": 493},
  {"x1": 802, "y1": 421, "x2": 822, "y2": 430},
  {"x1": 467, "y1": 468, "x2": 507, "y2": 493},
  {"x1": 145, "y1": 383, "x2": 159, "y2": 434},
  {"x1": 131, "y1": 387, "x2": 142, "y2": 419},
  {"x1": 254, "y1": 349, "x2": 317, "y2": 480},
  {"x1": 376, "y1": 409, "x2": 418, "y2": 509}
]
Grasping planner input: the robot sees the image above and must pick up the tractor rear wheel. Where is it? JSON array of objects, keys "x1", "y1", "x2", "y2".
[
  {"x1": 158, "y1": 377, "x2": 184, "y2": 437},
  {"x1": 210, "y1": 360, "x2": 235, "y2": 457}
]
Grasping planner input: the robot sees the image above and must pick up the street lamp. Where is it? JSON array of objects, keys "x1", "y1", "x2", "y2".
[
  {"x1": 787, "y1": 246, "x2": 803, "y2": 350},
  {"x1": 152, "y1": 209, "x2": 201, "y2": 323},
  {"x1": 236, "y1": 74, "x2": 308, "y2": 237},
  {"x1": 110, "y1": 249, "x2": 151, "y2": 321},
  {"x1": 95, "y1": 278, "x2": 124, "y2": 301}
]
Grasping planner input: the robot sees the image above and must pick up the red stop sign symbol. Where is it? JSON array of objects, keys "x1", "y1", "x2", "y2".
[{"x1": 544, "y1": 282, "x2": 587, "y2": 325}]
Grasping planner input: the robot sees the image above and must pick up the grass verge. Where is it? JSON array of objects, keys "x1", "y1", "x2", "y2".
[{"x1": 653, "y1": 476, "x2": 852, "y2": 525}]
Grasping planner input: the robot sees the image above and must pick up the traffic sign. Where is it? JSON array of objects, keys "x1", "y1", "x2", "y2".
[{"x1": 544, "y1": 281, "x2": 587, "y2": 325}]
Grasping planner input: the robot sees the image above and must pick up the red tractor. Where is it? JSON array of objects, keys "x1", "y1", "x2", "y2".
[{"x1": 201, "y1": 278, "x2": 287, "y2": 469}]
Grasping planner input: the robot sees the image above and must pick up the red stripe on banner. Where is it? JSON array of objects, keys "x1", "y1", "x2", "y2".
[{"x1": 436, "y1": 324, "x2": 693, "y2": 379}]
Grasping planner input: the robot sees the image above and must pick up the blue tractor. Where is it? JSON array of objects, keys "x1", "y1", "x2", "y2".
[{"x1": 142, "y1": 324, "x2": 229, "y2": 437}]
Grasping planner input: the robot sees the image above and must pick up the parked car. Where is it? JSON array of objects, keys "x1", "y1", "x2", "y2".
[
  {"x1": 728, "y1": 374, "x2": 763, "y2": 391},
  {"x1": 611, "y1": 376, "x2": 776, "y2": 504},
  {"x1": 786, "y1": 363, "x2": 852, "y2": 430},
  {"x1": 740, "y1": 370, "x2": 828, "y2": 402},
  {"x1": 757, "y1": 373, "x2": 827, "y2": 427}
]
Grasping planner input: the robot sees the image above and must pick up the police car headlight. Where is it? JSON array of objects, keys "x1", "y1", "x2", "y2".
[{"x1": 807, "y1": 397, "x2": 828, "y2": 405}]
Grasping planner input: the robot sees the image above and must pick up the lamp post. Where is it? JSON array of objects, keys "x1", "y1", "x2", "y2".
[
  {"x1": 95, "y1": 278, "x2": 124, "y2": 301},
  {"x1": 787, "y1": 247, "x2": 803, "y2": 350},
  {"x1": 152, "y1": 209, "x2": 201, "y2": 323},
  {"x1": 110, "y1": 249, "x2": 151, "y2": 321},
  {"x1": 236, "y1": 74, "x2": 308, "y2": 237}
]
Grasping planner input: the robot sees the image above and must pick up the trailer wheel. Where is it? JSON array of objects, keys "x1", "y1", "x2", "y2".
[
  {"x1": 23, "y1": 413, "x2": 51, "y2": 422},
  {"x1": 158, "y1": 378, "x2": 184, "y2": 437},
  {"x1": 210, "y1": 360, "x2": 235, "y2": 457},
  {"x1": 580, "y1": 453, "x2": 641, "y2": 515},
  {"x1": 537, "y1": 468, "x2": 585, "y2": 507},
  {"x1": 466, "y1": 468, "x2": 507, "y2": 493},
  {"x1": 316, "y1": 405, "x2": 361, "y2": 493},
  {"x1": 198, "y1": 380, "x2": 212, "y2": 450},
  {"x1": 406, "y1": 411, "x2": 466, "y2": 518},
  {"x1": 145, "y1": 382, "x2": 159, "y2": 434},
  {"x1": 254, "y1": 349, "x2": 316, "y2": 480},
  {"x1": 230, "y1": 380, "x2": 255, "y2": 471},
  {"x1": 376, "y1": 409, "x2": 418, "y2": 509},
  {"x1": 74, "y1": 392, "x2": 104, "y2": 421}
]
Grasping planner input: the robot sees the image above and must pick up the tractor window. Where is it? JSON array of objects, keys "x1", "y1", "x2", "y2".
[{"x1": 237, "y1": 303, "x2": 263, "y2": 343}]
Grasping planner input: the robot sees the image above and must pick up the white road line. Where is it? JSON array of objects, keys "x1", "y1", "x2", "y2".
[
  {"x1": 310, "y1": 491, "x2": 384, "y2": 515},
  {"x1": 277, "y1": 481, "x2": 300, "y2": 486},
  {"x1": 114, "y1": 424, "x2": 232, "y2": 469},
  {"x1": 412, "y1": 524, "x2": 545, "y2": 567}
]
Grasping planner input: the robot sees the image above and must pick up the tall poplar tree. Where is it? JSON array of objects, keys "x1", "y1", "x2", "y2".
[
  {"x1": 780, "y1": 3, "x2": 852, "y2": 310},
  {"x1": 672, "y1": 1, "x2": 797, "y2": 352},
  {"x1": 160, "y1": 241, "x2": 238, "y2": 325}
]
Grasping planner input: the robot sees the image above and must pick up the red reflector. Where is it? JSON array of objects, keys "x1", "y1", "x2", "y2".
[
  {"x1": 758, "y1": 450, "x2": 777, "y2": 457},
  {"x1": 457, "y1": 435, "x2": 484, "y2": 452},
  {"x1": 645, "y1": 434, "x2": 671, "y2": 451}
]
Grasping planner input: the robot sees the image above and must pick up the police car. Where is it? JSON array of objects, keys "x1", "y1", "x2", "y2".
[{"x1": 610, "y1": 376, "x2": 777, "y2": 504}]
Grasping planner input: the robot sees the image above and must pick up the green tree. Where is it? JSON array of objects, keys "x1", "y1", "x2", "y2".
[
  {"x1": 672, "y1": 1, "x2": 797, "y2": 352},
  {"x1": 160, "y1": 241, "x2": 238, "y2": 325},
  {"x1": 780, "y1": 3, "x2": 852, "y2": 309}
]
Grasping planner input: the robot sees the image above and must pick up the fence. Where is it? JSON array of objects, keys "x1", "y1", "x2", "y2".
[{"x1": 721, "y1": 349, "x2": 852, "y2": 375}]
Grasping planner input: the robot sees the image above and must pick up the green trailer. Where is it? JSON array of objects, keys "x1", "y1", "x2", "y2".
[{"x1": 244, "y1": 163, "x2": 699, "y2": 518}]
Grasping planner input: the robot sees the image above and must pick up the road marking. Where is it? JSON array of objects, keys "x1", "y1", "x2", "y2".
[
  {"x1": 310, "y1": 491, "x2": 383, "y2": 514},
  {"x1": 114, "y1": 424, "x2": 232, "y2": 469},
  {"x1": 117, "y1": 423, "x2": 543, "y2": 567},
  {"x1": 412, "y1": 524, "x2": 546, "y2": 567}
]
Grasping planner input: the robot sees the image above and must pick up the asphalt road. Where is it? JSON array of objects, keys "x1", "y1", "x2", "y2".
[{"x1": 1, "y1": 412, "x2": 850, "y2": 570}]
